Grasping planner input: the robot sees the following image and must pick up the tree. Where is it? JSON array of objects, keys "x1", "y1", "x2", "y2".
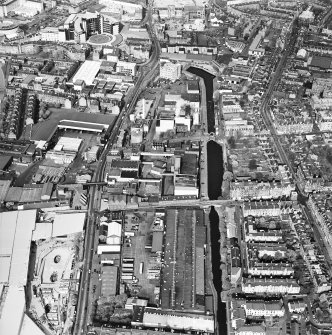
[
  {"x1": 19, "y1": 24, "x2": 29, "y2": 34},
  {"x1": 326, "y1": 147, "x2": 332, "y2": 165},
  {"x1": 256, "y1": 172, "x2": 264, "y2": 180},
  {"x1": 227, "y1": 136, "x2": 236, "y2": 149},
  {"x1": 275, "y1": 251, "x2": 284, "y2": 260},
  {"x1": 50, "y1": 272, "x2": 58, "y2": 282},
  {"x1": 99, "y1": 235, "x2": 107, "y2": 243},
  {"x1": 114, "y1": 294, "x2": 128, "y2": 308},
  {"x1": 261, "y1": 253, "x2": 273, "y2": 262},
  {"x1": 184, "y1": 105, "x2": 191, "y2": 116},
  {"x1": 286, "y1": 249, "x2": 297, "y2": 262},
  {"x1": 248, "y1": 159, "x2": 258, "y2": 170}
]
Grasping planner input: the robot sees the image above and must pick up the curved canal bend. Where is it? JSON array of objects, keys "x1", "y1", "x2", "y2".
[{"x1": 187, "y1": 67, "x2": 227, "y2": 334}]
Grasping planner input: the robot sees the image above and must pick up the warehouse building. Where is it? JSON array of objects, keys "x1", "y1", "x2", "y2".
[
  {"x1": 101, "y1": 265, "x2": 118, "y2": 296},
  {"x1": 0, "y1": 210, "x2": 39, "y2": 335},
  {"x1": 71, "y1": 60, "x2": 101, "y2": 86}
]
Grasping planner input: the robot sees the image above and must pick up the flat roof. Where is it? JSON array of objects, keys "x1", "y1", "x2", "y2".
[
  {"x1": 0, "y1": 286, "x2": 25, "y2": 335},
  {"x1": 19, "y1": 187, "x2": 42, "y2": 203},
  {"x1": 32, "y1": 221, "x2": 52, "y2": 241},
  {"x1": 101, "y1": 265, "x2": 118, "y2": 296},
  {"x1": 142, "y1": 308, "x2": 214, "y2": 332},
  {"x1": 111, "y1": 160, "x2": 139, "y2": 169},
  {"x1": 0, "y1": 257, "x2": 10, "y2": 283},
  {"x1": 9, "y1": 210, "x2": 36, "y2": 286},
  {"x1": 180, "y1": 153, "x2": 198, "y2": 175},
  {"x1": 0, "y1": 211, "x2": 17, "y2": 256},
  {"x1": 187, "y1": 80, "x2": 199, "y2": 90},
  {"x1": 310, "y1": 55, "x2": 332, "y2": 69},
  {"x1": 4, "y1": 187, "x2": 22, "y2": 202},
  {"x1": 52, "y1": 212, "x2": 86, "y2": 237},
  {"x1": 72, "y1": 60, "x2": 101, "y2": 86},
  {"x1": 152, "y1": 231, "x2": 163, "y2": 253},
  {"x1": 0, "y1": 155, "x2": 12, "y2": 170},
  {"x1": 154, "y1": 0, "x2": 206, "y2": 7},
  {"x1": 57, "y1": 136, "x2": 83, "y2": 152},
  {"x1": 20, "y1": 314, "x2": 46, "y2": 335},
  {"x1": 0, "y1": 210, "x2": 36, "y2": 286},
  {"x1": 58, "y1": 120, "x2": 106, "y2": 133}
]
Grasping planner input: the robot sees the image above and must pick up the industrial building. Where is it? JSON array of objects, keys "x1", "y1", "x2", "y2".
[
  {"x1": 58, "y1": 120, "x2": 107, "y2": 133},
  {"x1": 0, "y1": 210, "x2": 39, "y2": 335},
  {"x1": 101, "y1": 265, "x2": 118, "y2": 296},
  {"x1": 0, "y1": 209, "x2": 87, "y2": 334},
  {"x1": 98, "y1": 220, "x2": 122, "y2": 254},
  {"x1": 0, "y1": 0, "x2": 43, "y2": 18},
  {"x1": 52, "y1": 212, "x2": 86, "y2": 237},
  {"x1": 98, "y1": 0, "x2": 143, "y2": 22},
  {"x1": 71, "y1": 60, "x2": 101, "y2": 86}
]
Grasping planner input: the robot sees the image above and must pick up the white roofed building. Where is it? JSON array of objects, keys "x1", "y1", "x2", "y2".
[
  {"x1": 72, "y1": 60, "x2": 101, "y2": 86},
  {"x1": 0, "y1": 210, "x2": 37, "y2": 287},
  {"x1": 52, "y1": 212, "x2": 86, "y2": 237},
  {"x1": 0, "y1": 210, "x2": 42, "y2": 335},
  {"x1": 56, "y1": 136, "x2": 83, "y2": 152},
  {"x1": 138, "y1": 307, "x2": 214, "y2": 333},
  {"x1": 105, "y1": 221, "x2": 122, "y2": 245},
  {"x1": 99, "y1": 0, "x2": 143, "y2": 21},
  {"x1": 116, "y1": 60, "x2": 137, "y2": 76}
]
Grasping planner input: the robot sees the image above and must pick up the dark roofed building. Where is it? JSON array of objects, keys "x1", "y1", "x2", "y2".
[
  {"x1": 187, "y1": 80, "x2": 199, "y2": 94},
  {"x1": 152, "y1": 231, "x2": 163, "y2": 253},
  {"x1": 180, "y1": 153, "x2": 198, "y2": 175},
  {"x1": 310, "y1": 55, "x2": 332, "y2": 70},
  {"x1": 121, "y1": 170, "x2": 138, "y2": 179},
  {"x1": 0, "y1": 155, "x2": 12, "y2": 172},
  {"x1": 132, "y1": 305, "x2": 145, "y2": 323},
  {"x1": 111, "y1": 159, "x2": 140, "y2": 170},
  {"x1": 5, "y1": 186, "x2": 23, "y2": 202},
  {"x1": 0, "y1": 180, "x2": 11, "y2": 202}
]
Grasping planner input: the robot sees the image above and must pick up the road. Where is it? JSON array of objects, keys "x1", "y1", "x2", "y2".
[
  {"x1": 319, "y1": 6, "x2": 332, "y2": 29},
  {"x1": 259, "y1": 18, "x2": 332, "y2": 330},
  {"x1": 73, "y1": 11, "x2": 160, "y2": 335},
  {"x1": 259, "y1": 19, "x2": 303, "y2": 193}
]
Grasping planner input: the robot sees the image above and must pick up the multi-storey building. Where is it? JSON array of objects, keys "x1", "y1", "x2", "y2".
[
  {"x1": 161, "y1": 44, "x2": 218, "y2": 55},
  {"x1": 41, "y1": 12, "x2": 120, "y2": 44},
  {"x1": 247, "y1": 262, "x2": 294, "y2": 276},
  {"x1": 242, "y1": 278, "x2": 300, "y2": 295},
  {"x1": 231, "y1": 179, "x2": 295, "y2": 200},
  {"x1": 243, "y1": 301, "x2": 285, "y2": 318},
  {"x1": 225, "y1": 119, "x2": 254, "y2": 137}
]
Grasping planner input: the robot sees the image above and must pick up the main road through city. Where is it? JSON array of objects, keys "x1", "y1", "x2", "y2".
[
  {"x1": 259, "y1": 19, "x2": 301, "y2": 189},
  {"x1": 73, "y1": 13, "x2": 160, "y2": 335},
  {"x1": 259, "y1": 19, "x2": 332, "y2": 331}
]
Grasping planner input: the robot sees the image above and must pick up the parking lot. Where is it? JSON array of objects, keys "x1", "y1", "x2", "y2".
[{"x1": 122, "y1": 211, "x2": 158, "y2": 303}]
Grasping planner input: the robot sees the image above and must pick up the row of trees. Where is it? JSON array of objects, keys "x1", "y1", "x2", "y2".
[{"x1": 94, "y1": 294, "x2": 132, "y2": 324}]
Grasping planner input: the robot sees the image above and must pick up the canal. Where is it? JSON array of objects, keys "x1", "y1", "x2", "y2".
[
  {"x1": 187, "y1": 67, "x2": 216, "y2": 133},
  {"x1": 187, "y1": 67, "x2": 227, "y2": 334}
]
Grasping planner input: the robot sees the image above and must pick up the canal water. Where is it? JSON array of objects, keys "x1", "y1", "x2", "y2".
[
  {"x1": 187, "y1": 67, "x2": 227, "y2": 334},
  {"x1": 207, "y1": 141, "x2": 223, "y2": 200},
  {"x1": 210, "y1": 207, "x2": 227, "y2": 335},
  {"x1": 187, "y1": 67, "x2": 216, "y2": 133}
]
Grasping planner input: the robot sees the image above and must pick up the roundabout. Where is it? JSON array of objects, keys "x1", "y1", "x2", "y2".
[
  {"x1": 0, "y1": 20, "x2": 20, "y2": 38},
  {"x1": 87, "y1": 33, "x2": 123, "y2": 47}
]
